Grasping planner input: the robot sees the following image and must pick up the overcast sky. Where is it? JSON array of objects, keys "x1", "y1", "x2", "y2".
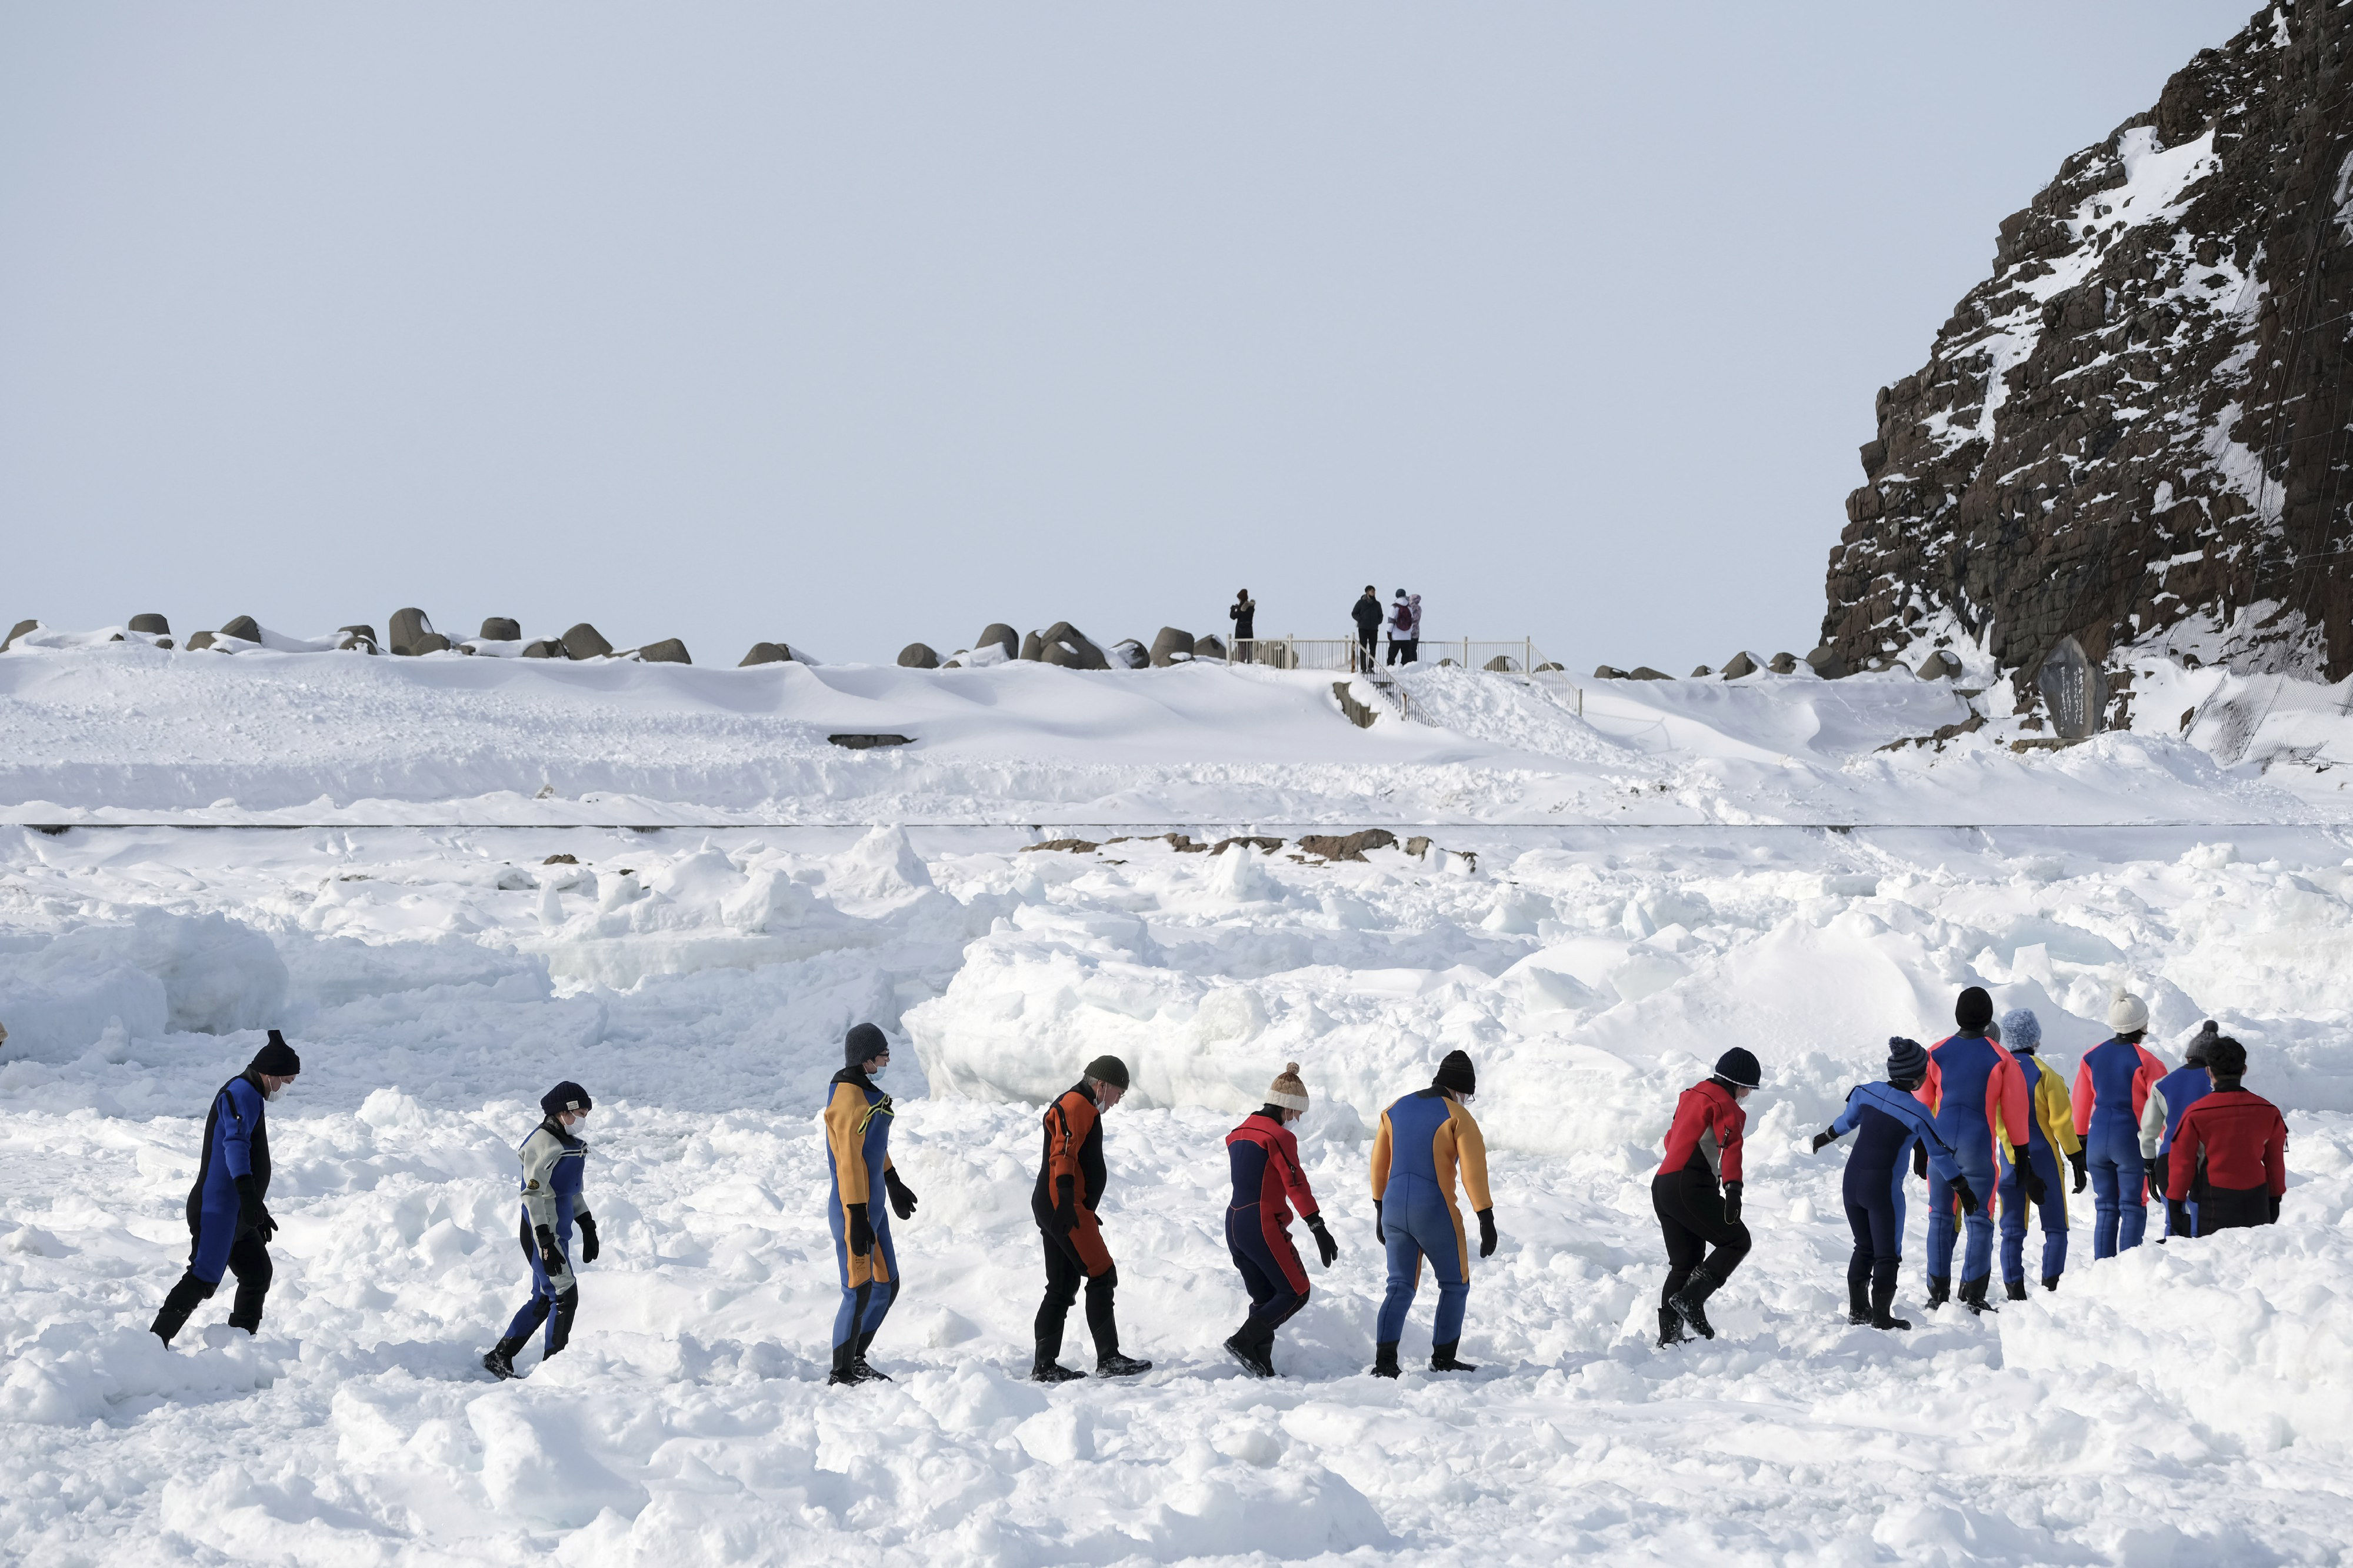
[{"x1": 1, "y1": 2, "x2": 2247, "y2": 670}]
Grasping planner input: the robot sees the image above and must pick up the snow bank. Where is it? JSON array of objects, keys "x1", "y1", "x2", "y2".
[{"x1": 0, "y1": 910, "x2": 285, "y2": 1057}]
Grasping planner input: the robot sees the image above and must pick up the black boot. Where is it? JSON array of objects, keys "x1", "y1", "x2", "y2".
[
  {"x1": 827, "y1": 1342, "x2": 865, "y2": 1387},
  {"x1": 1959, "y1": 1277, "x2": 1998, "y2": 1315},
  {"x1": 853, "y1": 1329, "x2": 890, "y2": 1382},
  {"x1": 1845, "y1": 1259, "x2": 1871, "y2": 1326},
  {"x1": 2004, "y1": 1277, "x2": 2029, "y2": 1302},
  {"x1": 149, "y1": 1272, "x2": 215, "y2": 1346},
  {"x1": 1924, "y1": 1276, "x2": 1951, "y2": 1312},
  {"x1": 1429, "y1": 1340, "x2": 1478, "y2": 1372},
  {"x1": 1371, "y1": 1342, "x2": 1401, "y2": 1379},
  {"x1": 1868, "y1": 1260, "x2": 1910, "y2": 1330},
  {"x1": 1224, "y1": 1333, "x2": 1276, "y2": 1378},
  {"x1": 1667, "y1": 1272, "x2": 1720, "y2": 1340},
  {"x1": 1097, "y1": 1352, "x2": 1153, "y2": 1377},
  {"x1": 482, "y1": 1337, "x2": 526, "y2": 1380},
  {"x1": 1031, "y1": 1356, "x2": 1085, "y2": 1384},
  {"x1": 2042, "y1": 1275, "x2": 2061, "y2": 1293},
  {"x1": 1657, "y1": 1307, "x2": 1687, "y2": 1347}
]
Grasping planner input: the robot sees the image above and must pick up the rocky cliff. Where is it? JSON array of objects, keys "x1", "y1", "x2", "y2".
[{"x1": 1820, "y1": 1, "x2": 2352, "y2": 720}]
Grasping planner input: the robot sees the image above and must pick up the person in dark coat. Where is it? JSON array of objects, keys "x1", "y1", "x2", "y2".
[
  {"x1": 1351, "y1": 586, "x2": 1382, "y2": 670},
  {"x1": 151, "y1": 1032, "x2": 301, "y2": 1345},
  {"x1": 1229, "y1": 590, "x2": 1257, "y2": 660}
]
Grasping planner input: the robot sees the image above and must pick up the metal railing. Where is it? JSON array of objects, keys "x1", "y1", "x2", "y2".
[{"x1": 1227, "y1": 636, "x2": 1559, "y2": 676}]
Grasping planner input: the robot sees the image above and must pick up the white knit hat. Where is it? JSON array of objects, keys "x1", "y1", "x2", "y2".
[
  {"x1": 2108, "y1": 986, "x2": 2149, "y2": 1034},
  {"x1": 1268, "y1": 1062, "x2": 1309, "y2": 1113}
]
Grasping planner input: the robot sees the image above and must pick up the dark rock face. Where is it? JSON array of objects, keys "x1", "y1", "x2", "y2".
[
  {"x1": 1196, "y1": 635, "x2": 1227, "y2": 661},
  {"x1": 219, "y1": 615, "x2": 261, "y2": 642},
  {"x1": 1823, "y1": 2, "x2": 2353, "y2": 705},
  {"x1": 739, "y1": 642, "x2": 795, "y2": 666},
  {"x1": 129, "y1": 613, "x2": 169, "y2": 635},
  {"x1": 562, "y1": 623, "x2": 613, "y2": 660},
  {"x1": 1720, "y1": 652, "x2": 1760, "y2": 679},
  {"x1": 636, "y1": 638, "x2": 691, "y2": 664},
  {"x1": 479, "y1": 617, "x2": 522, "y2": 641},
  {"x1": 521, "y1": 639, "x2": 563, "y2": 659},
  {"x1": 828, "y1": 733, "x2": 912, "y2": 749},
  {"x1": 898, "y1": 643, "x2": 939, "y2": 669},
  {"x1": 1296, "y1": 829, "x2": 1398, "y2": 863},
  {"x1": 978, "y1": 624, "x2": 1019, "y2": 659},
  {"x1": 4, "y1": 619, "x2": 39, "y2": 650},
  {"x1": 388, "y1": 608, "x2": 438, "y2": 656},
  {"x1": 1150, "y1": 628, "x2": 1195, "y2": 667}
]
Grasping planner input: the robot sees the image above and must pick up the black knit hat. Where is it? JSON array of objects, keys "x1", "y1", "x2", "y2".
[
  {"x1": 2205, "y1": 1036, "x2": 2247, "y2": 1079},
  {"x1": 1084, "y1": 1055, "x2": 1130, "y2": 1089},
  {"x1": 1887, "y1": 1037, "x2": 1928, "y2": 1083},
  {"x1": 249, "y1": 1029, "x2": 301, "y2": 1076},
  {"x1": 1712, "y1": 1047, "x2": 1762, "y2": 1090},
  {"x1": 845, "y1": 1022, "x2": 889, "y2": 1066},
  {"x1": 1434, "y1": 1050, "x2": 1477, "y2": 1097},
  {"x1": 540, "y1": 1080, "x2": 593, "y2": 1116},
  {"x1": 1954, "y1": 986, "x2": 1994, "y2": 1033},
  {"x1": 2185, "y1": 1020, "x2": 2219, "y2": 1069}
]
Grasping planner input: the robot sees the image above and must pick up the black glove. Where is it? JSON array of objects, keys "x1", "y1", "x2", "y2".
[
  {"x1": 1054, "y1": 1176, "x2": 1077, "y2": 1235},
  {"x1": 1722, "y1": 1182, "x2": 1743, "y2": 1227},
  {"x1": 576, "y1": 1213, "x2": 600, "y2": 1263},
  {"x1": 2070, "y1": 1149, "x2": 2088, "y2": 1194},
  {"x1": 2268, "y1": 1192, "x2": 2281, "y2": 1225},
  {"x1": 1811, "y1": 1128, "x2": 1838, "y2": 1153},
  {"x1": 2169, "y1": 1199, "x2": 2192, "y2": 1237},
  {"x1": 1307, "y1": 1213, "x2": 1338, "y2": 1267},
  {"x1": 846, "y1": 1200, "x2": 874, "y2": 1256},
  {"x1": 884, "y1": 1167, "x2": 918, "y2": 1222},
  {"x1": 1476, "y1": 1207, "x2": 1498, "y2": 1257},
  {"x1": 535, "y1": 1223, "x2": 565, "y2": 1275},
  {"x1": 1373, "y1": 1199, "x2": 1384, "y2": 1245},
  {"x1": 1951, "y1": 1175, "x2": 1979, "y2": 1216},
  {"x1": 234, "y1": 1174, "x2": 276, "y2": 1243},
  {"x1": 1912, "y1": 1143, "x2": 1928, "y2": 1180},
  {"x1": 2014, "y1": 1146, "x2": 2047, "y2": 1205}
]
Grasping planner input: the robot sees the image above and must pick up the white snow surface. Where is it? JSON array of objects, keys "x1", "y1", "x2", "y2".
[{"x1": 5, "y1": 644, "x2": 2353, "y2": 1563}]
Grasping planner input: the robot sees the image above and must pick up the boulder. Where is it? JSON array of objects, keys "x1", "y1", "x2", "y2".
[
  {"x1": 185, "y1": 630, "x2": 220, "y2": 651},
  {"x1": 1109, "y1": 639, "x2": 1149, "y2": 669},
  {"x1": 336, "y1": 625, "x2": 378, "y2": 653},
  {"x1": 1690, "y1": 665, "x2": 1714, "y2": 678},
  {"x1": 637, "y1": 638, "x2": 691, "y2": 664},
  {"x1": 1021, "y1": 838, "x2": 1099, "y2": 853},
  {"x1": 1484, "y1": 655, "x2": 1521, "y2": 673},
  {"x1": 1041, "y1": 624, "x2": 1109, "y2": 669},
  {"x1": 1210, "y1": 835, "x2": 1284, "y2": 855},
  {"x1": 1628, "y1": 666, "x2": 1672, "y2": 680},
  {"x1": 1768, "y1": 652, "x2": 1798, "y2": 673},
  {"x1": 219, "y1": 615, "x2": 262, "y2": 642},
  {"x1": 480, "y1": 616, "x2": 522, "y2": 641},
  {"x1": 1020, "y1": 630, "x2": 1044, "y2": 661},
  {"x1": 1149, "y1": 627, "x2": 1195, "y2": 667},
  {"x1": 739, "y1": 641, "x2": 795, "y2": 666},
  {"x1": 828, "y1": 733, "x2": 912, "y2": 749},
  {"x1": 2, "y1": 619, "x2": 38, "y2": 651},
  {"x1": 562, "y1": 623, "x2": 613, "y2": 660},
  {"x1": 1594, "y1": 665, "x2": 1626, "y2": 679},
  {"x1": 898, "y1": 643, "x2": 940, "y2": 669},
  {"x1": 1915, "y1": 649, "x2": 1962, "y2": 680},
  {"x1": 388, "y1": 608, "x2": 439, "y2": 656},
  {"x1": 977, "y1": 623, "x2": 1019, "y2": 659},
  {"x1": 1805, "y1": 645, "x2": 1848, "y2": 679},
  {"x1": 128, "y1": 613, "x2": 170, "y2": 635},
  {"x1": 1296, "y1": 829, "x2": 1398, "y2": 863},
  {"x1": 522, "y1": 639, "x2": 564, "y2": 659},
  {"x1": 1720, "y1": 651, "x2": 1760, "y2": 679},
  {"x1": 1195, "y1": 635, "x2": 1227, "y2": 661}
]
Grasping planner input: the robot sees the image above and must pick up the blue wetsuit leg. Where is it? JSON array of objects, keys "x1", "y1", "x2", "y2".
[
  {"x1": 504, "y1": 1221, "x2": 558, "y2": 1347},
  {"x1": 1376, "y1": 1177, "x2": 1468, "y2": 1345},
  {"x1": 860, "y1": 1215, "x2": 899, "y2": 1340},
  {"x1": 2086, "y1": 1125, "x2": 2148, "y2": 1257},
  {"x1": 189, "y1": 1197, "x2": 241, "y2": 1286}
]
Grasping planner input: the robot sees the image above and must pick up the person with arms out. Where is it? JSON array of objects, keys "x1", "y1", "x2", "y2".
[
  {"x1": 2163, "y1": 1035, "x2": 2287, "y2": 1237},
  {"x1": 2071, "y1": 987, "x2": 2168, "y2": 1257},
  {"x1": 1229, "y1": 589, "x2": 1257, "y2": 662},
  {"x1": 2143, "y1": 1021, "x2": 2218, "y2": 1240},
  {"x1": 1998, "y1": 1008, "x2": 2080, "y2": 1297},
  {"x1": 1810, "y1": 1037, "x2": 1975, "y2": 1331},
  {"x1": 823, "y1": 1023, "x2": 918, "y2": 1387},
  {"x1": 151, "y1": 1030, "x2": 301, "y2": 1346},
  {"x1": 482, "y1": 1080, "x2": 599, "y2": 1379},
  {"x1": 1919, "y1": 986, "x2": 2040, "y2": 1314},
  {"x1": 1222, "y1": 1063, "x2": 1339, "y2": 1377},
  {"x1": 1351, "y1": 585, "x2": 1382, "y2": 672},
  {"x1": 1369, "y1": 1050, "x2": 1493, "y2": 1376},
  {"x1": 1655, "y1": 1048, "x2": 1760, "y2": 1342},
  {"x1": 1032, "y1": 1056, "x2": 1151, "y2": 1383}
]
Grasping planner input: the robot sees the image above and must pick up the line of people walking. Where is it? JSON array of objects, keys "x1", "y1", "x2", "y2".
[{"x1": 145, "y1": 990, "x2": 2291, "y2": 1386}]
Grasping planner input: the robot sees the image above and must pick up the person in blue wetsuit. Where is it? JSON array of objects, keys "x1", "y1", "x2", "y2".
[
  {"x1": 822, "y1": 1023, "x2": 918, "y2": 1386},
  {"x1": 150, "y1": 1032, "x2": 302, "y2": 1345},
  {"x1": 2142, "y1": 1021, "x2": 2217, "y2": 1240},
  {"x1": 1997, "y1": 1008, "x2": 2081, "y2": 1297},
  {"x1": 1811, "y1": 1036, "x2": 1975, "y2": 1330},
  {"x1": 2071, "y1": 987, "x2": 2168, "y2": 1258},
  {"x1": 483, "y1": 1080, "x2": 600, "y2": 1379},
  {"x1": 1368, "y1": 1050, "x2": 1494, "y2": 1377},
  {"x1": 1920, "y1": 987, "x2": 2040, "y2": 1315}
]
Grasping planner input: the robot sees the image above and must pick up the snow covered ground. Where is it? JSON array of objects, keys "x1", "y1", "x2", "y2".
[{"x1": 4, "y1": 640, "x2": 2353, "y2": 1564}]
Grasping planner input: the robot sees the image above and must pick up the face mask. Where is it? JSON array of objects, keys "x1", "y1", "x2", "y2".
[{"x1": 265, "y1": 1082, "x2": 287, "y2": 1102}]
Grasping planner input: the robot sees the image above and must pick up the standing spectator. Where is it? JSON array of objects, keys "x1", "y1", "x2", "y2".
[
  {"x1": 1402, "y1": 592, "x2": 1421, "y2": 665},
  {"x1": 1387, "y1": 590, "x2": 1412, "y2": 666},
  {"x1": 2162, "y1": 1036, "x2": 2288, "y2": 1236},
  {"x1": 1351, "y1": 586, "x2": 1382, "y2": 672},
  {"x1": 1229, "y1": 590, "x2": 1257, "y2": 662}
]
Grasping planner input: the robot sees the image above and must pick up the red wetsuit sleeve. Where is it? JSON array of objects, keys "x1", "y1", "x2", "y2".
[
  {"x1": 2131, "y1": 1048, "x2": 2165, "y2": 1122},
  {"x1": 1272, "y1": 1126, "x2": 1319, "y2": 1219},
  {"x1": 2268, "y1": 1107, "x2": 2289, "y2": 1196},
  {"x1": 1715, "y1": 1090, "x2": 1745, "y2": 1183},
  {"x1": 1991, "y1": 1052, "x2": 2030, "y2": 1150},
  {"x1": 2167, "y1": 1102, "x2": 2202, "y2": 1202},
  {"x1": 2071, "y1": 1059, "x2": 2096, "y2": 1139}
]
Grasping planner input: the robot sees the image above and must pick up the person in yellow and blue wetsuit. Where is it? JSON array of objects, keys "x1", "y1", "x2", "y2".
[
  {"x1": 825, "y1": 1023, "x2": 918, "y2": 1387},
  {"x1": 2142, "y1": 1021, "x2": 2218, "y2": 1240},
  {"x1": 2071, "y1": 987, "x2": 2168, "y2": 1258},
  {"x1": 1810, "y1": 1037, "x2": 1974, "y2": 1330},
  {"x1": 1919, "y1": 987, "x2": 2040, "y2": 1315},
  {"x1": 1368, "y1": 1049, "x2": 1494, "y2": 1377},
  {"x1": 1997, "y1": 1008, "x2": 2081, "y2": 1298},
  {"x1": 482, "y1": 1080, "x2": 599, "y2": 1379}
]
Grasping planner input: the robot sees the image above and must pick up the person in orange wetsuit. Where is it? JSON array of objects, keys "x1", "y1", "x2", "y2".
[
  {"x1": 1222, "y1": 1063, "x2": 1339, "y2": 1378},
  {"x1": 1031, "y1": 1055, "x2": 1152, "y2": 1383},
  {"x1": 1655, "y1": 1047, "x2": 1760, "y2": 1343},
  {"x1": 1369, "y1": 1050, "x2": 1494, "y2": 1377},
  {"x1": 2161, "y1": 1036, "x2": 2288, "y2": 1236}
]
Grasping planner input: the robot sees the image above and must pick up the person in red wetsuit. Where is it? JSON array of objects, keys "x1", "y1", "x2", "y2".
[
  {"x1": 1654, "y1": 1048, "x2": 1760, "y2": 1343},
  {"x1": 2161, "y1": 1036, "x2": 2288, "y2": 1236},
  {"x1": 1222, "y1": 1063, "x2": 1340, "y2": 1378}
]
